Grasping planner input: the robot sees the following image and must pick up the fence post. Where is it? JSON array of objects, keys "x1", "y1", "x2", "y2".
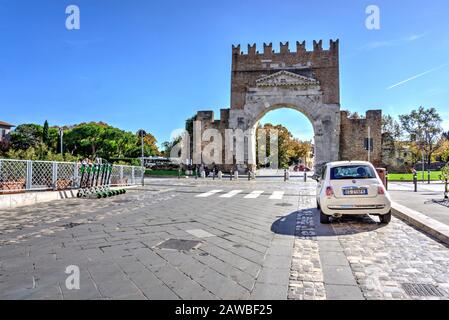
[
  {"x1": 132, "y1": 167, "x2": 135, "y2": 185},
  {"x1": 120, "y1": 166, "x2": 124, "y2": 185},
  {"x1": 52, "y1": 162, "x2": 58, "y2": 191},
  {"x1": 73, "y1": 163, "x2": 79, "y2": 188},
  {"x1": 26, "y1": 160, "x2": 32, "y2": 190}
]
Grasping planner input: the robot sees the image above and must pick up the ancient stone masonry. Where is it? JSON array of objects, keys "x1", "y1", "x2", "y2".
[
  {"x1": 193, "y1": 40, "x2": 382, "y2": 172},
  {"x1": 340, "y1": 110, "x2": 382, "y2": 167},
  {"x1": 231, "y1": 40, "x2": 340, "y2": 109}
]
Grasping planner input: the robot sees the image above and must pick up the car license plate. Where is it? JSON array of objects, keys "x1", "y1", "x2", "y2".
[{"x1": 343, "y1": 188, "x2": 368, "y2": 196}]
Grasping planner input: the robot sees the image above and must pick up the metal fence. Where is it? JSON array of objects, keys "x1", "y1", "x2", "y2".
[{"x1": 0, "y1": 159, "x2": 144, "y2": 194}]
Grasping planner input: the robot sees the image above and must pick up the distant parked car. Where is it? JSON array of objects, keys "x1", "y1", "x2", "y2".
[
  {"x1": 294, "y1": 164, "x2": 311, "y2": 172},
  {"x1": 315, "y1": 161, "x2": 392, "y2": 224}
]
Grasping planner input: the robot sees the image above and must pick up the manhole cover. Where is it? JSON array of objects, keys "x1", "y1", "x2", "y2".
[
  {"x1": 275, "y1": 203, "x2": 293, "y2": 207},
  {"x1": 401, "y1": 283, "x2": 446, "y2": 297},
  {"x1": 156, "y1": 239, "x2": 201, "y2": 251},
  {"x1": 61, "y1": 222, "x2": 84, "y2": 229}
]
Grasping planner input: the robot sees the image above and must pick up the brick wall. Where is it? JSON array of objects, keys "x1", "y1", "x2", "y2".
[
  {"x1": 339, "y1": 110, "x2": 382, "y2": 167},
  {"x1": 230, "y1": 40, "x2": 340, "y2": 109}
]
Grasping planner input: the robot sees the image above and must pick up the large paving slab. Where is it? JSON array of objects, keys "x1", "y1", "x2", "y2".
[{"x1": 1, "y1": 178, "x2": 449, "y2": 300}]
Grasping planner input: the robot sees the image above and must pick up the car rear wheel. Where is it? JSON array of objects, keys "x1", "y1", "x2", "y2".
[
  {"x1": 320, "y1": 210, "x2": 330, "y2": 224},
  {"x1": 379, "y1": 211, "x2": 391, "y2": 224},
  {"x1": 317, "y1": 200, "x2": 321, "y2": 210}
]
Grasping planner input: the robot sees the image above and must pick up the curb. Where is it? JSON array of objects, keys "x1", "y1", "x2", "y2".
[
  {"x1": 0, "y1": 185, "x2": 139, "y2": 209},
  {"x1": 392, "y1": 201, "x2": 449, "y2": 246}
]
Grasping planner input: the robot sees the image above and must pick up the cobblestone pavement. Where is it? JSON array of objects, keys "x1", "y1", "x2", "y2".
[{"x1": 1, "y1": 178, "x2": 449, "y2": 300}]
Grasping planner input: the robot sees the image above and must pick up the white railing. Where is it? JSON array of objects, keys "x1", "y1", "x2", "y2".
[{"x1": 0, "y1": 159, "x2": 144, "y2": 194}]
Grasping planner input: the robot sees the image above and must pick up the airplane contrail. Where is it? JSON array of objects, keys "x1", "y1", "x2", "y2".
[{"x1": 387, "y1": 63, "x2": 449, "y2": 90}]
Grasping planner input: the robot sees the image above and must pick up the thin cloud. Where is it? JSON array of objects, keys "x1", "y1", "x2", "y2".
[
  {"x1": 387, "y1": 63, "x2": 449, "y2": 90},
  {"x1": 359, "y1": 33, "x2": 426, "y2": 51}
]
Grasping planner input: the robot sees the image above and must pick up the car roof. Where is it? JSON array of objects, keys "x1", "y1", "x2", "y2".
[{"x1": 326, "y1": 161, "x2": 373, "y2": 168}]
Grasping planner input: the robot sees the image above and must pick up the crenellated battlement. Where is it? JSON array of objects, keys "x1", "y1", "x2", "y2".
[
  {"x1": 232, "y1": 39, "x2": 339, "y2": 56},
  {"x1": 231, "y1": 39, "x2": 340, "y2": 109}
]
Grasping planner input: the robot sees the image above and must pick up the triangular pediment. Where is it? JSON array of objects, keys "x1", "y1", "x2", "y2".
[{"x1": 255, "y1": 70, "x2": 320, "y2": 87}]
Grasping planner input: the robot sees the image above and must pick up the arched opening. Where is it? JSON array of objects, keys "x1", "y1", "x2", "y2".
[{"x1": 251, "y1": 106, "x2": 315, "y2": 173}]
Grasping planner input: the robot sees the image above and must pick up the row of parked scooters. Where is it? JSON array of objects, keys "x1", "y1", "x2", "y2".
[{"x1": 77, "y1": 162, "x2": 126, "y2": 199}]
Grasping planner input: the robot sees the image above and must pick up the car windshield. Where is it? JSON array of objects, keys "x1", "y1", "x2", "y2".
[{"x1": 330, "y1": 165, "x2": 375, "y2": 180}]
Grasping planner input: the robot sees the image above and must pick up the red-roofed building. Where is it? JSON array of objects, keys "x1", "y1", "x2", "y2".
[{"x1": 0, "y1": 121, "x2": 15, "y2": 142}]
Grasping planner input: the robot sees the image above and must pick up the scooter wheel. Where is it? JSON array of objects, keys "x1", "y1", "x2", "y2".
[
  {"x1": 76, "y1": 192, "x2": 81, "y2": 198},
  {"x1": 96, "y1": 193, "x2": 102, "y2": 199}
]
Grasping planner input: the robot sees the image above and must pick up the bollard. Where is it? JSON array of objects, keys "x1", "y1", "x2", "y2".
[
  {"x1": 201, "y1": 171, "x2": 206, "y2": 179},
  {"x1": 234, "y1": 170, "x2": 239, "y2": 180},
  {"x1": 218, "y1": 171, "x2": 222, "y2": 179},
  {"x1": 445, "y1": 179, "x2": 448, "y2": 199},
  {"x1": 413, "y1": 173, "x2": 417, "y2": 192},
  {"x1": 284, "y1": 169, "x2": 287, "y2": 182},
  {"x1": 303, "y1": 169, "x2": 307, "y2": 182},
  {"x1": 230, "y1": 171, "x2": 232, "y2": 181},
  {"x1": 428, "y1": 170, "x2": 431, "y2": 184},
  {"x1": 248, "y1": 171, "x2": 251, "y2": 181}
]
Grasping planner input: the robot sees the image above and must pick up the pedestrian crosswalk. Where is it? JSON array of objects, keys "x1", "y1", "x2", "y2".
[
  {"x1": 195, "y1": 190, "x2": 223, "y2": 198},
  {"x1": 219, "y1": 190, "x2": 243, "y2": 198},
  {"x1": 243, "y1": 190, "x2": 264, "y2": 199},
  {"x1": 269, "y1": 191, "x2": 284, "y2": 200},
  {"x1": 195, "y1": 189, "x2": 288, "y2": 200}
]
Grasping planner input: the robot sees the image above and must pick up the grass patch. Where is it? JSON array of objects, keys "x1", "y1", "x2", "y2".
[{"x1": 388, "y1": 171, "x2": 443, "y2": 181}]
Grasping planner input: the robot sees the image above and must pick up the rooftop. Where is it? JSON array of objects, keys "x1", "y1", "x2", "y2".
[{"x1": 0, "y1": 121, "x2": 15, "y2": 127}]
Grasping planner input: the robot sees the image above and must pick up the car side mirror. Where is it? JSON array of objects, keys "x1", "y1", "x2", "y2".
[{"x1": 312, "y1": 174, "x2": 320, "y2": 182}]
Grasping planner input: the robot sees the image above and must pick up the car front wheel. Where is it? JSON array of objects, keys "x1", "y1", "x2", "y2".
[
  {"x1": 379, "y1": 211, "x2": 392, "y2": 224},
  {"x1": 320, "y1": 210, "x2": 330, "y2": 224}
]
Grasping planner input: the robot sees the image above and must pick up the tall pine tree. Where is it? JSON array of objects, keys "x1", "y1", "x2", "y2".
[{"x1": 42, "y1": 120, "x2": 49, "y2": 146}]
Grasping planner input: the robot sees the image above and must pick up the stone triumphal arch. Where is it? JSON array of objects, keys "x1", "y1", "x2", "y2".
[{"x1": 194, "y1": 40, "x2": 382, "y2": 172}]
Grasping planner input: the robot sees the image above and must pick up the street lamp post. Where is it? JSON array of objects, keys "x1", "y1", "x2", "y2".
[{"x1": 59, "y1": 127, "x2": 64, "y2": 157}]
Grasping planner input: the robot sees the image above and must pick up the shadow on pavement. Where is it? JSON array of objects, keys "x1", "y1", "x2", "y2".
[{"x1": 271, "y1": 209, "x2": 386, "y2": 237}]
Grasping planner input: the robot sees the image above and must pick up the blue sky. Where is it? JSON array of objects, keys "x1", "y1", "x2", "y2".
[{"x1": 1, "y1": 0, "x2": 449, "y2": 146}]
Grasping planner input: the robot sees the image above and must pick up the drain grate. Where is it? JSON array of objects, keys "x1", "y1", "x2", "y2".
[
  {"x1": 156, "y1": 239, "x2": 201, "y2": 251},
  {"x1": 401, "y1": 283, "x2": 446, "y2": 297}
]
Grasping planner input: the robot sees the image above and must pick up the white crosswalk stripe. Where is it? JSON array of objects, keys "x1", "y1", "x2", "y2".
[
  {"x1": 244, "y1": 190, "x2": 264, "y2": 199},
  {"x1": 196, "y1": 190, "x2": 223, "y2": 198},
  {"x1": 269, "y1": 191, "x2": 284, "y2": 200},
  {"x1": 220, "y1": 190, "x2": 243, "y2": 198}
]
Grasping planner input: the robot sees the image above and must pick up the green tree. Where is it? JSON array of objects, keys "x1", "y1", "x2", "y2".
[
  {"x1": 64, "y1": 122, "x2": 106, "y2": 157},
  {"x1": 9, "y1": 124, "x2": 43, "y2": 150},
  {"x1": 382, "y1": 115, "x2": 402, "y2": 141},
  {"x1": 256, "y1": 123, "x2": 304, "y2": 168},
  {"x1": 399, "y1": 106, "x2": 443, "y2": 166}
]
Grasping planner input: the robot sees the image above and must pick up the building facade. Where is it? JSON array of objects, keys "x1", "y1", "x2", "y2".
[
  {"x1": 0, "y1": 121, "x2": 14, "y2": 142},
  {"x1": 192, "y1": 40, "x2": 382, "y2": 172}
]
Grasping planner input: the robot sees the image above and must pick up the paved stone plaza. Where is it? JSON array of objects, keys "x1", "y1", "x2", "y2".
[{"x1": 1, "y1": 178, "x2": 449, "y2": 300}]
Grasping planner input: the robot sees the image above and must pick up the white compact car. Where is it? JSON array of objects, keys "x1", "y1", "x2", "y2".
[{"x1": 315, "y1": 161, "x2": 392, "y2": 224}]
